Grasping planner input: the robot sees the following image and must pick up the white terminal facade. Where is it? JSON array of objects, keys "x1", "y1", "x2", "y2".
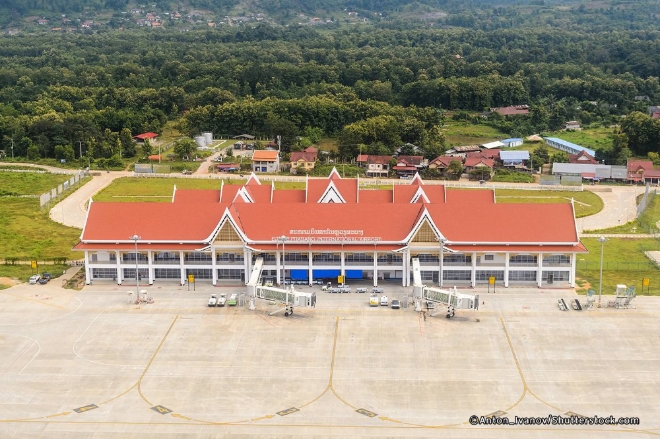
[{"x1": 75, "y1": 171, "x2": 586, "y2": 288}]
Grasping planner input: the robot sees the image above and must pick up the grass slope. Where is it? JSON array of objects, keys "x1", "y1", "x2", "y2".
[{"x1": 0, "y1": 172, "x2": 71, "y2": 195}]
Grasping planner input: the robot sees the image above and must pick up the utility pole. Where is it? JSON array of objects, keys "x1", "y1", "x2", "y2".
[
  {"x1": 10, "y1": 138, "x2": 14, "y2": 159},
  {"x1": 78, "y1": 140, "x2": 83, "y2": 160}
]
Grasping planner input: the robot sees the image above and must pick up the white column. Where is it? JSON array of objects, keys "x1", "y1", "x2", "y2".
[
  {"x1": 148, "y1": 251, "x2": 154, "y2": 285},
  {"x1": 373, "y1": 251, "x2": 378, "y2": 287},
  {"x1": 116, "y1": 250, "x2": 122, "y2": 285},
  {"x1": 537, "y1": 252, "x2": 543, "y2": 288},
  {"x1": 276, "y1": 250, "x2": 281, "y2": 285},
  {"x1": 402, "y1": 250, "x2": 408, "y2": 287},
  {"x1": 570, "y1": 254, "x2": 576, "y2": 287},
  {"x1": 244, "y1": 248, "x2": 251, "y2": 285},
  {"x1": 84, "y1": 251, "x2": 91, "y2": 284},
  {"x1": 211, "y1": 247, "x2": 217, "y2": 286},
  {"x1": 439, "y1": 247, "x2": 444, "y2": 288},
  {"x1": 308, "y1": 251, "x2": 313, "y2": 285},
  {"x1": 504, "y1": 252, "x2": 509, "y2": 288},
  {"x1": 180, "y1": 251, "x2": 186, "y2": 286},
  {"x1": 340, "y1": 251, "x2": 345, "y2": 280},
  {"x1": 471, "y1": 252, "x2": 476, "y2": 288}
]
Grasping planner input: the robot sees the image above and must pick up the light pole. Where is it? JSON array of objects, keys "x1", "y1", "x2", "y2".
[
  {"x1": 278, "y1": 235, "x2": 288, "y2": 286},
  {"x1": 597, "y1": 236, "x2": 606, "y2": 307},
  {"x1": 438, "y1": 237, "x2": 447, "y2": 288},
  {"x1": 130, "y1": 235, "x2": 141, "y2": 301}
]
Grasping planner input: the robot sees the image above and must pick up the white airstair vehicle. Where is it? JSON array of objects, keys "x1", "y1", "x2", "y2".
[
  {"x1": 411, "y1": 258, "x2": 479, "y2": 318},
  {"x1": 246, "y1": 257, "x2": 316, "y2": 316}
]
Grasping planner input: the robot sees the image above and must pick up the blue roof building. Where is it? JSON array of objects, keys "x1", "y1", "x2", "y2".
[
  {"x1": 543, "y1": 137, "x2": 595, "y2": 157},
  {"x1": 500, "y1": 150, "x2": 530, "y2": 166},
  {"x1": 500, "y1": 138, "x2": 523, "y2": 147}
]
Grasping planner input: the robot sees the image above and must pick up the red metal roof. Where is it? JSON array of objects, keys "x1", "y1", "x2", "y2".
[
  {"x1": 430, "y1": 156, "x2": 461, "y2": 167},
  {"x1": 249, "y1": 244, "x2": 404, "y2": 252},
  {"x1": 366, "y1": 155, "x2": 392, "y2": 165},
  {"x1": 427, "y1": 203, "x2": 578, "y2": 243},
  {"x1": 174, "y1": 189, "x2": 220, "y2": 204},
  {"x1": 82, "y1": 202, "x2": 225, "y2": 242},
  {"x1": 73, "y1": 243, "x2": 205, "y2": 251},
  {"x1": 78, "y1": 176, "x2": 582, "y2": 250},
  {"x1": 464, "y1": 158, "x2": 494, "y2": 168},
  {"x1": 290, "y1": 151, "x2": 317, "y2": 162},
  {"x1": 252, "y1": 150, "x2": 278, "y2": 161},
  {"x1": 627, "y1": 160, "x2": 653, "y2": 172},
  {"x1": 397, "y1": 155, "x2": 423, "y2": 166},
  {"x1": 134, "y1": 132, "x2": 159, "y2": 140},
  {"x1": 447, "y1": 243, "x2": 587, "y2": 253}
]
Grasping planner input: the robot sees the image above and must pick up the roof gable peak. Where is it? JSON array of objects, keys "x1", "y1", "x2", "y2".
[
  {"x1": 317, "y1": 179, "x2": 346, "y2": 204},
  {"x1": 328, "y1": 167, "x2": 342, "y2": 180},
  {"x1": 245, "y1": 172, "x2": 261, "y2": 186}
]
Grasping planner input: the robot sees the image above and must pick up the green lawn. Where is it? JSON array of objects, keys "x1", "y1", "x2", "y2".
[
  {"x1": 576, "y1": 237, "x2": 660, "y2": 295},
  {"x1": 494, "y1": 189, "x2": 604, "y2": 217},
  {"x1": 0, "y1": 198, "x2": 83, "y2": 281},
  {"x1": 443, "y1": 121, "x2": 506, "y2": 146},
  {"x1": 0, "y1": 172, "x2": 71, "y2": 195},
  {"x1": 0, "y1": 172, "x2": 91, "y2": 281},
  {"x1": 545, "y1": 125, "x2": 615, "y2": 151}
]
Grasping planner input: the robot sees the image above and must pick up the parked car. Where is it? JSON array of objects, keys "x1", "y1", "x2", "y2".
[
  {"x1": 338, "y1": 286, "x2": 351, "y2": 293},
  {"x1": 369, "y1": 294, "x2": 379, "y2": 306},
  {"x1": 372, "y1": 288, "x2": 384, "y2": 294},
  {"x1": 391, "y1": 299, "x2": 401, "y2": 309},
  {"x1": 29, "y1": 274, "x2": 41, "y2": 285},
  {"x1": 356, "y1": 288, "x2": 367, "y2": 293},
  {"x1": 42, "y1": 273, "x2": 52, "y2": 281},
  {"x1": 228, "y1": 293, "x2": 238, "y2": 306},
  {"x1": 208, "y1": 294, "x2": 218, "y2": 307},
  {"x1": 380, "y1": 295, "x2": 388, "y2": 306},
  {"x1": 329, "y1": 287, "x2": 340, "y2": 293},
  {"x1": 217, "y1": 293, "x2": 227, "y2": 307}
]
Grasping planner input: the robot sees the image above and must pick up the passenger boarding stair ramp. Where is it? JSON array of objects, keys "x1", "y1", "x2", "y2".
[
  {"x1": 422, "y1": 286, "x2": 479, "y2": 318},
  {"x1": 411, "y1": 258, "x2": 478, "y2": 318},
  {"x1": 246, "y1": 257, "x2": 264, "y2": 297},
  {"x1": 253, "y1": 285, "x2": 316, "y2": 317}
]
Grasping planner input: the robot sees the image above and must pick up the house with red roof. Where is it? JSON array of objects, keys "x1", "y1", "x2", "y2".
[
  {"x1": 464, "y1": 157, "x2": 494, "y2": 179},
  {"x1": 133, "y1": 132, "x2": 159, "y2": 142},
  {"x1": 75, "y1": 169, "x2": 585, "y2": 289},
  {"x1": 289, "y1": 149, "x2": 318, "y2": 174},
  {"x1": 362, "y1": 155, "x2": 392, "y2": 177},
  {"x1": 627, "y1": 159, "x2": 660, "y2": 183},
  {"x1": 428, "y1": 156, "x2": 462, "y2": 171},
  {"x1": 569, "y1": 150, "x2": 598, "y2": 165},
  {"x1": 252, "y1": 150, "x2": 280, "y2": 173}
]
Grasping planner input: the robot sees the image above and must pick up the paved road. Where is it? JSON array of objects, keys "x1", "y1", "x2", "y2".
[{"x1": 577, "y1": 186, "x2": 646, "y2": 232}]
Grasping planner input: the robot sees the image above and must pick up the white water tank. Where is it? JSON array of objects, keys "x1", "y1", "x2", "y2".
[
  {"x1": 194, "y1": 136, "x2": 206, "y2": 147},
  {"x1": 203, "y1": 132, "x2": 213, "y2": 144}
]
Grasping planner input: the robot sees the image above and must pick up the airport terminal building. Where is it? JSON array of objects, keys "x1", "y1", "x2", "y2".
[{"x1": 75, "y1": 171, "x2": 586, "y2": 288}]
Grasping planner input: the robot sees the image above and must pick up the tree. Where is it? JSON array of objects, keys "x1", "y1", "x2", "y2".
[
  {"x1": 531, "y1": 144, "x2": 550, "y2": 169},
  {"x1": 550, "y1": 151, "x2": 570, "y2": 164},
  {"x1": 263, "y1": 114, "x2": 298, "y2": 154},
  {"x1": 120, "y1": 128, "x2": 136, "y2": 158},
  {"x1": 173, "y1": 138, "x2": 197, "y2": 160},
  {"x1": 448, "y1": 160, "x2": 464, "y2": 177},
  {"x1": 26, "y1": 144, "x2": 40, "y2": 160},
  {"x1": 142, "y1": 139, "x2": 153, "y2": 158}
]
